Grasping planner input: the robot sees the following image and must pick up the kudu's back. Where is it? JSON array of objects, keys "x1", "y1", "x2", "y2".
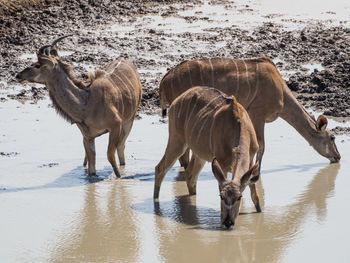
[
  {"x1": 160, "y1": 57, "x2": 285, "y2": 118},
  {"x1": 168, "y1": 86, "x2": 258, "y2": 168},
  {"x1": 90, "y1": 59, "x2": 142, "y2": 121}
]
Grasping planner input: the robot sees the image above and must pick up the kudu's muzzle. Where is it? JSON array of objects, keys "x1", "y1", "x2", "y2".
[{"x1": 224, "y1": 217, "x2": 234, "y2": 229}]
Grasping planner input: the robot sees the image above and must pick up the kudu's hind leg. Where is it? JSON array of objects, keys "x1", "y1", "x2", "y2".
[
  {"x1": 184, "y1": 154, "x2": 205, "y2": 195},
  {"x1": 107, "y1": 126, "x2": 123, "y2": 178},
  {"x1": 154, "y1": 135, "x2": 187, "y2": 199},
  {"x1": 249, "y1": 184, "x2": 261, "y2": 212},
  {"x1": 117, "y1": 120, "x2": 134, "y2": 166},
  {"x1": 179, "y1": 148, "x2": 190, "y2": 169},
  {"x1": 83, "y1": 137, "x2": 96, "y2": 176}
]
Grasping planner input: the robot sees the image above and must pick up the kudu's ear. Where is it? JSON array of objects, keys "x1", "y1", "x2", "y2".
[
  {"x1": 240, "y1": 163, "x2": 260, "y2": 187},
  {"x1": 316, "y1": 115, "x2": 328, "y2": 131},
  {"x1": 212, "y1": 158, "x2": 226, "y2": 184}
]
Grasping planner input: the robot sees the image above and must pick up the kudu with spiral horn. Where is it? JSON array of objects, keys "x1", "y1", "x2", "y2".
[{"x1": 16, "y1": 36, "x2": 142, "y2": 178}]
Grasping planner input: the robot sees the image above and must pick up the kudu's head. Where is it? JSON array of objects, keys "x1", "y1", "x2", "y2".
[
  {"x1": 313, "y1": 115, "x2": 341, "y2": 163},
  {"x1": 16, "y1": 35, "x2": 72, "y2": 84},
  {"x1": 212, "y1": 159, "x2": 259, "y2": 229}
]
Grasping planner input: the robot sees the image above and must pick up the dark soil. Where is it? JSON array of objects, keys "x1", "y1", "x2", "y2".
[
  {"x1": 1, "y1": 0, "x2": 349, "y2": 118},
  {"x1": 0, "y1": 152, "x2": 20, "y2": 157},
  {"x1": 331, "y1": 126, "x2": 350, "y2": 136}
]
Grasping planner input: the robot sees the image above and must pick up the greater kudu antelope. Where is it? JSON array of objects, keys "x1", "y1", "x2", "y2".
[
  {"x1": 154, "y1": 86, "x2": 260, "y2": 228},
  {"x1": 16, "y1": 36, "x2": 142, "y2": 177},
  {"x1": 159, "y1": 57, "x2": 341, "y2": 169}
]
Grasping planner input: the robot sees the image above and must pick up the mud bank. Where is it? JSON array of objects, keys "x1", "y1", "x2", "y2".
[{"x1": 0, "y1": 0, "x2": 349, "y2": 116}]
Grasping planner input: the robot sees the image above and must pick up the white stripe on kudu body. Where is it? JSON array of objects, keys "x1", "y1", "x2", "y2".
[
  {"x1": 233, "y1": 60, "x2": 239, "y2": 96},
  {"x1": 185, "y1": 92, "x2": 203, "y2": 133},
  {"x1": 209, "y1": 58, "x2": 215, "y2": 87},
  {"x1": 107, "y1": 74, "x2": 124, "y2": 115},
  {"x1": 115, "y1": 60, "x2": 122, "y2": 70},
  {"x1": 197, "y1": 60, "x2": 205, "y2": 86},
  {"x1": 177, "y1": 96, "x2": 184, "y2": 119},
  {"x1": 243, "y1": 61, "x2": 251, "y2": 99},
  {"x1": 114, "y1": 73, "x2": 133, "y2": 113},
  {"x1": 249, "y1": 63, "x2": 259, "y2": 105},
  {"x1": 194, "y1": 95, "x2": 222, "y2": 143},
  {"x1": 187, "y1": 63, "x2": 193, "y2": 88},
  {"x1": 121, "y1": 72, "x2": 136, "y2": 102}
]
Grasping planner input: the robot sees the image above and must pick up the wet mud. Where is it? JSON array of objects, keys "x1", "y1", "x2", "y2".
[{"x1": 0, "y1": 0, "x2": 349, "y2": 118}]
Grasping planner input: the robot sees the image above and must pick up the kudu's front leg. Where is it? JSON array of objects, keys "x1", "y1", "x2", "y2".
[
  {"x1": 83, "y1": 154, "x2": 88, "y2": 168},
  {"x1": 83, "y1": 137, "x2": 96, "y2": 176},
  {"x1": 154, "y1": 135, "x2": 187, "y2": 199},
  {"x1": 184, "y1": 154, "x2": 205, "y2": 195},
  {"x1": 249, "y1": 184, "x2": 261, "y2": 212}
]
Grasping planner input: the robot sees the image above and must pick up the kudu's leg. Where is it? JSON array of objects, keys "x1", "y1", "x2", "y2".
[
  {"x1": 249, "y1": 184, "x2": 261, "y2": 212},
  {"x1": 179, "y1": 148, "x2": 190, "y2": 169},
  {"x1": 184, "y1": 154, "x2": 205, "y2": 195},
  {"x1": 117, "y1": 120, "x2": 134, "y2": 166},
  {"x1": 83, "y1": 137, "x2": 96, "y2": 176},
  {"x1": 83, "y1": 155, "x2": 88, "y2": 168},
  {"x1": 82, "y1": 138, "x2": 88, "y2": 168},
  {"x1": 107, "y1": 126, "x2": 122, "y2": 178},
  {"x1": 154, "y1": 135, "x2": 187, "y2": 199},
  {"x1": 252, "y1": 119, "x2": 265, "y2": 172}
]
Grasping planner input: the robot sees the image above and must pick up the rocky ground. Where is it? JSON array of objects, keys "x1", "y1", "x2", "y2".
[{"x1": 1, "y1": 0, "x2": 349, "y2": 120}]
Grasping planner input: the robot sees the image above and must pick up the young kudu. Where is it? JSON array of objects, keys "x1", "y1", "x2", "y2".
[
  {"x1": 154, "y1": 86, "x2": 260, "y2": 228},
  {"x1": 16, "y1": 36, "x2": 142, "y2": 177},
  {"x1": 159, "y1": 57, "x2": 341, "y2": 169}
]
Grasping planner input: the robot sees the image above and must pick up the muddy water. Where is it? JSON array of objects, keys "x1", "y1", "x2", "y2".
[{"x1": 0, "y1": 98, "x2": 349, "y2": 262}]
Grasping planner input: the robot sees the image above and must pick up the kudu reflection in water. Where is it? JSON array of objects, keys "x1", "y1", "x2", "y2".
[
  {"x1": 152, "y1": 163, "x2": 340, "y2": 263},
  {"x1": 49, "y1": 176, "x2": 140, "y2": 262}
]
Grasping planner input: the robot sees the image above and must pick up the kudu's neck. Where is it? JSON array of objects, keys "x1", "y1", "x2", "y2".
[
  {"x1": 280, "y1": 86, "x2": 318, "y2": 144},
  {"x1": 46, "y1": 64, "x2": 89, "y2": 123}
]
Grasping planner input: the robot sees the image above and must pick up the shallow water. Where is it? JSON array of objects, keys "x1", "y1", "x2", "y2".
[
  {"x1": 1, "y1": 98, "x2": 350, "y2": 262},
  {"x1": 110, "y1": 0, "x2": 350, "y2": 38}
]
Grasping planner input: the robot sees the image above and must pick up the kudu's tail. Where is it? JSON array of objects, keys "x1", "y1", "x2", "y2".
[{"x1": 159, "y1": 83, "x2": 167, "y2": 118}]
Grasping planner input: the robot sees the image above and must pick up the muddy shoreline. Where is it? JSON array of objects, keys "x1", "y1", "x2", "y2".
[{"x1": 1, "y1": 0, "x2": 349, "y2": 118}]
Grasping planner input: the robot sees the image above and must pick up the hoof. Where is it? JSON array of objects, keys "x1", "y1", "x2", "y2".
[
  {"x1": 187, "y1": 183, "x2": 197, "y2": 195},
  {"x1": 113, "y1": 167, "x2": 121, "y2": 178},
  {"x1": 154, "y1": 185, "x2": 160, "y2": 199},
  {"x1": 255, "y1": 204, "x2": 262, "y2": 213},
  {"x1": 188, "y1": 188, "x2": 197, "y2": 195}
]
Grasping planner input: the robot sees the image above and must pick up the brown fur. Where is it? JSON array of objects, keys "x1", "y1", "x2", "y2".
[
  {"x1": 17, "y1": 51, "x2": 142, "y2": 177},
  {"x1": 159, "y1": 57, "x2": 341, "y2": 167},
  {"x1": 154, "y1": 86, "x2": 260, "y2": 227}
]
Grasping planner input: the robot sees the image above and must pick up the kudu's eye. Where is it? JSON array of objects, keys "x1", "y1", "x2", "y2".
[
  {"x1": 34, "y1": 64, "x2": 40, "y2": 69},
  {"x1": 331, "y1": 135, "x2": 335, "y2": 141},
  {"x1": 237, "y1": 196, "x2": 242, "y2": 201}
]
